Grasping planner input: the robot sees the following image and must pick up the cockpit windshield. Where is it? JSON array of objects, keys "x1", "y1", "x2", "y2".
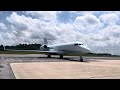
[
  {"x1": 79, "y1": 44, "x2": 83, "y2": 45},
  {"x1": 74, "y1": 43, "x2": 83, "y2": 46},
  {"x1": 74, "y1": 44, "x2": 78, "y2": 46}
]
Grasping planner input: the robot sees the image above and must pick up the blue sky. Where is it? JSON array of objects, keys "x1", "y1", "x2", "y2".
[{"x1": 0, "y1": 11, "x2": 120, "y2": 55}]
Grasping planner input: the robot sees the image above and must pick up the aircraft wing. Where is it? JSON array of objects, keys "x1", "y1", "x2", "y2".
[
  {"x1": 5, "y1": 49, "x2": 41, "y2": 52},
  {"x1": 4, "y1": 49, "x2": 60, "y2": 54}
]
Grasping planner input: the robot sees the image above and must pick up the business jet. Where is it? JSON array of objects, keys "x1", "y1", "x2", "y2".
[{"x1": 4, "y1": 38, "x2": 90, "y2": 62}]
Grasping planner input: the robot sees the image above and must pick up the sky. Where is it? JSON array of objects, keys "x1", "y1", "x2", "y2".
[{"x1": 0, "y1": 11, "x2": 120, "y2": 55}]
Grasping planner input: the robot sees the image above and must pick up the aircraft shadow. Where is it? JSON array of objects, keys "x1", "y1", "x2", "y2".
[{"x1": 37, "y1": 56, "x2": 91, "y2": 62}]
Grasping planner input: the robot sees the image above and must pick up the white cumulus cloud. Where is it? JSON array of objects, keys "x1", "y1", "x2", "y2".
[
  {"x1": 74, "y1": 14, "x2": 104, "y2": 33},
  {"x1": 0, "y1": 23, "x2": 7, "y2": 30},
  {"x1": 26, "y1": 11, "x2": 57, "y2": 21},
  {"x1": 99, "y1": 13, "x2": 119, "y2": 25}
]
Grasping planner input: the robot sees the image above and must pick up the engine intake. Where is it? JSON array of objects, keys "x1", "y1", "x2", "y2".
[
  {"x1": 40, "y1": 44, "x2": 49, "y2": 50},
  {"x1": 44, "y1": 45, "x2": 47, "y2": 48}
]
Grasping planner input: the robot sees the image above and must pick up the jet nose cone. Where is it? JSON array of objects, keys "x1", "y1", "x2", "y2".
[
  {"x1": 84, "y1": 46, "x2": 90, "y2": 53},
  {"x1": 79, "y1": 45, "x2": 90, "y2": 54},
  {"x1": 86, "y1": 48, "x2": 90, "y2": 53},
  {"x1": 87, "y1": 48, "x2": 90, "y2": 52}
]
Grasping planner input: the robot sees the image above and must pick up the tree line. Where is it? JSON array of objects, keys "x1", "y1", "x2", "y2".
[
  {"x1": 0, "y1": 44, "x2": 119, "y2": 56},
  {"x1": 0, "y1": 43, "x2": 41, "y2": 51}
]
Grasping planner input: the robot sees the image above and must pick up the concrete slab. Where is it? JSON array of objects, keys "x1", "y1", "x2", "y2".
[{"x1": 10, "y1": 60, "x2": 120, "y2": 79}]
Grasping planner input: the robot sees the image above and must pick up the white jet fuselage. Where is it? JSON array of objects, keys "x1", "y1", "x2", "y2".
[{"x1": 48, "y1": 42, "x2": 90, "y2": 55}]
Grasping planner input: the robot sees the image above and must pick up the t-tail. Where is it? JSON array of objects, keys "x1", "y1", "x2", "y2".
[
  {"x1": 40, "y1": 37, "x2": 49, "y2": 51},
  {"x1": 44, "y1": 37, "x2": 48, "y2": 45}
]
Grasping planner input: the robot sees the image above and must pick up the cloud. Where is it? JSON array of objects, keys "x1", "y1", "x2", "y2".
[
  {"x1": 5, "y1": 12, "x2": 58, "y2": 45},
  {"x1": 74, "y1": 14, "x2": 104, "y2": 33},
  {"x1": 99, "y1": 13, "x2": 119, "y2": 25},
  {"x1": 6, "y1": 12, "x2": 34, "y2": 30},
  {"x1": 0, "y1": 23, "x2": 7, "y2": 30},
  {"x1": 26, "y1": 11, "x2": 57, "y2": 21},
  {"x1": 69, "y1": 11, "x2": 95, "y2": 15}
]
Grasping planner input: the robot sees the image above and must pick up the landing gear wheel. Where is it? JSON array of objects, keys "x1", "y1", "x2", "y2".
[
  {"x1": 60, "y1": 55, "x2": 63, "y2": 59},
  {"x1": 47, "y1": 54, "x2": 51, "y2": 58},
  {"x1": 80, "y1": 56, "x2": 83, "y2": 62}
]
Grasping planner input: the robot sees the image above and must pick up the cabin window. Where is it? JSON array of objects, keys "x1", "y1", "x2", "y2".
[{"x1": 74, "y1": 43, "x2": 83, "y2": 46}]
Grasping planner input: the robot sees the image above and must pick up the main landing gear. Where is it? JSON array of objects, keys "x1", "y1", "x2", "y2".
[
  {"x1": 59, "y1": 55, "x2": 63, "y2": 59},
  {"x1": 47, "y1": 54, "x2": 63, "y2": 59},
  {"x1": 47, "y1": 54, "x2": 51, "y2": 58},
  {"x1": 79, "y1": 56, "x2": 83, "y2": 62}
]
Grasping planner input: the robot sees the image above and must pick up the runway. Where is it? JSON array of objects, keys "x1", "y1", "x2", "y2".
[{"x1": 0, "y1": 54, "x2": 120, "y2": 79}]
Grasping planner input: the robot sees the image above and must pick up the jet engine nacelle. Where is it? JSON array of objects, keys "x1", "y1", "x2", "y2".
[{"x1": 40, "y1": 44, "x2": 49, "y2": 51}]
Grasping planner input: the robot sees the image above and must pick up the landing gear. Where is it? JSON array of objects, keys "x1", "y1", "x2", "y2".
[
  {"x1": 59, "y1": 55, "x2": 63, "y2": 59},
  {"x1": 47, "y1": 54, "x2": 51, "y2": 58},
  {"x1": 79, "y1": 56, "x2": 83, "y2": 62}
]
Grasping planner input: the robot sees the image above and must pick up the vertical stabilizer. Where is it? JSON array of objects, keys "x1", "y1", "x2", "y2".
[
  {"x1": 40, "y1": 37, "x2": 49, "y2": 50},
  {"x1": 44, "y1": 37, "x2": 48, "y2": 45}
]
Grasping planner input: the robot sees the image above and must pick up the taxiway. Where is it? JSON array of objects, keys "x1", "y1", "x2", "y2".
[{"x1": 0, "y1": 54, "x2": 120, "y2": 79}]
